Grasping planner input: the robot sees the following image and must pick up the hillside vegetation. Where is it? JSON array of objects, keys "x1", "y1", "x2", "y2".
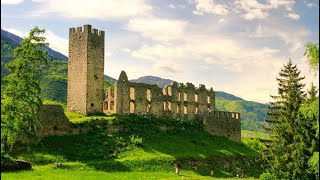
[{"x1": 2, "y1": 113, "x2": 263, "y2": 179}]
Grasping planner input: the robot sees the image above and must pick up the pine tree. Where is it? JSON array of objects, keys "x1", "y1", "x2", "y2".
[
  {"x1": 306, "y1": 83, "x2": 318, "y2": 103},
  {"x1": 1, "y1": 27, "x2": 49, "y2": 148},
  {"x1": 264, "y1": 59, "x2": 306, "y2": 179}
]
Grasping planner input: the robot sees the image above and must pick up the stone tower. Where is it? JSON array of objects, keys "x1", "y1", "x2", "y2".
[{"x1": 67, "y1": 24, "x2": 105, "y2": 115}]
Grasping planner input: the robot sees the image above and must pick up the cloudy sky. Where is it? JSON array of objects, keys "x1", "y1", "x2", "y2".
[{"x1": 1, "y1": 0, "x2": 319, "y2": 103}]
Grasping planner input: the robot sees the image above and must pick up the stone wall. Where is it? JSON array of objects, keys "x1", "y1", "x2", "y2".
[
  {"x1": 67, "y1": 24, "x2": 105, "y2": 115},
  {"x1": 104, "y1": 71, "x2": 241, "y2": 142},
  {"x1": 37, "y1": 105, "x2": 72, "y2": 137},
  {"x1": 204, "y1": 111, "x2": 241, "y2": 142},
  {"x1": 105, "y1": 71, "x2": 215, "y2": 120}
]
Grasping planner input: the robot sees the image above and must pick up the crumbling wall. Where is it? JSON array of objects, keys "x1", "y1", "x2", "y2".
[
  {"x1": 103, "y1": 71, "x2": 240, "y2": 142},
  {"x1": 203, "y1": 111, "x2": 241, "y2": 142},
  {"x1": 104, "y1": 71, "x2": 216, "y2": 120},
  {"x1": 37, "y1": 105, "x2": 72, "y2": 137}
]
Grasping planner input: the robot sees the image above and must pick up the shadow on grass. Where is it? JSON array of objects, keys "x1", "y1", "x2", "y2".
[{"x1": 10, "y1": 114, "x2": 263, "y2": 178}]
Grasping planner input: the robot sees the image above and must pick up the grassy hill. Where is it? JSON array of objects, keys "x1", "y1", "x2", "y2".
[
  {"x1": 2, "y1": 112, "x2": 263, "y2": 179},
  {"x1": 216, "y1": 98, "x2": 268, "y2": 131},
  {"x1": 1, "y1": 29, "x2": 266, "y2": 179}
]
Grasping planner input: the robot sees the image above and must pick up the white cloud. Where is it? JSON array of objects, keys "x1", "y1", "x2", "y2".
[
  {"x1": 127, "y1": 16, "x2": 188, "y2": 42},
  {"x1": 126, "y1": 16, "x2": 313, "y2": 102},
  {"x1": 252, "y1": 23, "x2": 309, "y2": 53},
  {"x1": 44, "y1": 30, "x2": 68, "y2": 55},
  {"x1": 234, "y1": 0, "x2": 267, "y2": 20},
  {"x1": 307, "y1": 3, "x2": 318, "y2": 8},
  {"x1": 234, "y1": 0, "x2": 296, "y2": 20},
  {"x1": 242, "y1": 8, "x2": 268, "y2": 20},
  {"x1": 1, "y1": 0, "x2": 23, "y2": 5},
  {"x1": 32, "y1": 0, "x2": 152, "y2": 20},
  {"x1": 130, "y1": 34, "x2": 281, "y2": 73},
  {"x1": 218, "y1": 18, "x2": 226, "y2": 24},
  {"x1": 169, "y1": 4, "x2": 176, "y2": 9},
  {"x1": 267, "y1": 0, "x2": 295, "y2": 10},
  {"x1": 287, "y1": 12, "x2": 300, "y2": 20},
  {"x1": 193, "y1": 0, "x2": 228, "y2": 16},
  {"x1": 122, "y1": 48, "x2": 131, "y2": 53},
  {"x1": 155, "y1": 62, "x2": 182, "y2": 73}
]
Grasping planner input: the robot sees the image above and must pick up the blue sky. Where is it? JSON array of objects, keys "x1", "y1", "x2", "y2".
[{"x1": 1, "y1": 0, "x2": 319, "y2": 103}]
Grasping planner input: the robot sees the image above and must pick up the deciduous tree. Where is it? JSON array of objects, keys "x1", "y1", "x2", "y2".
[{"x1": 1, "y1": 27, "x2": 49, "y2": 148}]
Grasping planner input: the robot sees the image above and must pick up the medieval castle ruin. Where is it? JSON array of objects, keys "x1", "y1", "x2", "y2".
[
  {"x1": 67, "y1": 24, "x2": 105, "y2": 115},
  {"x1": 67, "y1": 25, "x2": 241, "y2": 142}
]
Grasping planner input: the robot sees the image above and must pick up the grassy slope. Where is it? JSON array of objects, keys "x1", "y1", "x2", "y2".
[
  {"x1": 2, "y1": 107, "x2": 263, "y2": 179},
  {"x1": 1, "y1": 166, "x2": 258, "y2": 180}
]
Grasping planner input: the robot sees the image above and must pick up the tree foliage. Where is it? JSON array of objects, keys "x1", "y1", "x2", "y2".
[
  {"x1": 306, "y1": 82, "x2": 318, "y2": 103},
  {"x1": 264, "y1": 59, "x2": 309, "y2": 179},
  {"x1": 304, "y1": 42, "x2": 319, "y2": 75},
  {"x1": 1, "y1": 27, "x2": 49, "y2": 148}
]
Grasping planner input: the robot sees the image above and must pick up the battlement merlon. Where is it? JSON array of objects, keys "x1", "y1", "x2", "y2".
[
  {"x1": 69, "y1": 24, "x2": 105, "y2": 37},
  {"x1": 198, "y1": 84, "x2": 206, "y2": 91},
  {"x1": 209, "y1": 111, "x2": 240, "y2": 120}
]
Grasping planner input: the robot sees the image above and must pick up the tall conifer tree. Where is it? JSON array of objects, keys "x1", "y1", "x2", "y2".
[{"x1": 264, "y1": 59, "x2": 306, "y2": 179}]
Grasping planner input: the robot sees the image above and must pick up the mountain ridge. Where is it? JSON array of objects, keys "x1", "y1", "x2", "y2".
[
  {"x1": 1, "y1": 29, "x2": 68, "y2": 61},
  {"x1": 129, "y1": 75, "x2": 244, "y2": 101}
]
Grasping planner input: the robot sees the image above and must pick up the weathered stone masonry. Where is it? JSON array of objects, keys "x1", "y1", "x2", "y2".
[
  {"x1": 104, "y1": 71, "x2": 241, "y2": 142},
  {"x1": 67, "y1": 25, "x2": 105, "y2": 115},
  {"x1": 67, "y1": 24, "x2": 241, "y2": 142}
]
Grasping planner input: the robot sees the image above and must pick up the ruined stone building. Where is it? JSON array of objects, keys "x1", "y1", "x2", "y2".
[
  {"x1": 67, "y1": 25, "x2": 105, "y2": 115},
  {"x1": 67, "y1": 24, "x2": 241, "y2": 142},
  {"x1": 104, "y1": 71, "x2": 241, "y2": 142}
]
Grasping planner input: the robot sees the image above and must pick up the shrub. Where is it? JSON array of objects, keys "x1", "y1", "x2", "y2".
[
  {"x1": 245, "y1": 138, "x2": 264, "y2": 153},
  {"x1": 1, "y1": 144, "x2": 15, "y2": 166},
  {"x1": 129, "y1": 135, "x2": 143, "y2": 147},
  {"x1": 308, "y1": 152, "x2": 319, "y2": 176},
  {"x1": 260, "y1": 172, "x2": 277, "y2": 180}
]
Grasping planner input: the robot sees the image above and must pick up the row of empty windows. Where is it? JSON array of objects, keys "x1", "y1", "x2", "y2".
[
  {"x1": 130, "y1": 87, "x2": 211, "y2": 103},
  {"x1": 129, "y1": 101, "x2": 210, "y2": 115},
  {"x1": 104, "y1": 101, "x2": 114, "y2": 110}
]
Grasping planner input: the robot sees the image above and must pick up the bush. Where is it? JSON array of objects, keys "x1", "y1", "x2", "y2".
[
  {"x1": 308, "y1": 152, "x2": 319, "y2": 176},
  {"x1": 1, "y1": 144, "x2": 15, "y2": 166},
  {"x1": 129, "y1": 135, "x2": 143, "y2": 147},
  {"x1": 244, "y1": 138, "x2": 264, "y2": 153},
  {"x1": 260, "y1": 172, "x2": 277, "y2": 180}
]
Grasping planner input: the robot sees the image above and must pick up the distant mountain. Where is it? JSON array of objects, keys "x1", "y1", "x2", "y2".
[
  {"x1": 130, "y1": 76, "x2": 173, "y2": 88},
  {"x1": 129, "y1": 76, "x2": 244, "y2": 101},
  {"x1": 1, "y1": 29, "x2": 68, "y2": 61},
  {"x1": 104, "y1": 75, "x2": 117, "y2": 85},
  {"x1": 215, "y1": 91, "x2": 243, "y2": 101}
]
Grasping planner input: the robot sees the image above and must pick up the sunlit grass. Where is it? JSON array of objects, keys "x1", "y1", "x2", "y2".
[
  {"x1": 241, "y1": 130, "x2": 270, "y2": 140},
  {"x1": 64, "y1": 111, "x2": 116, "y2": 123},
  {"x1": 1, "y1": 164, "x2": 258, "y2": 180},
  {"x1": 2, "y1": 103, "x2": 262, "y2": 179}
]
